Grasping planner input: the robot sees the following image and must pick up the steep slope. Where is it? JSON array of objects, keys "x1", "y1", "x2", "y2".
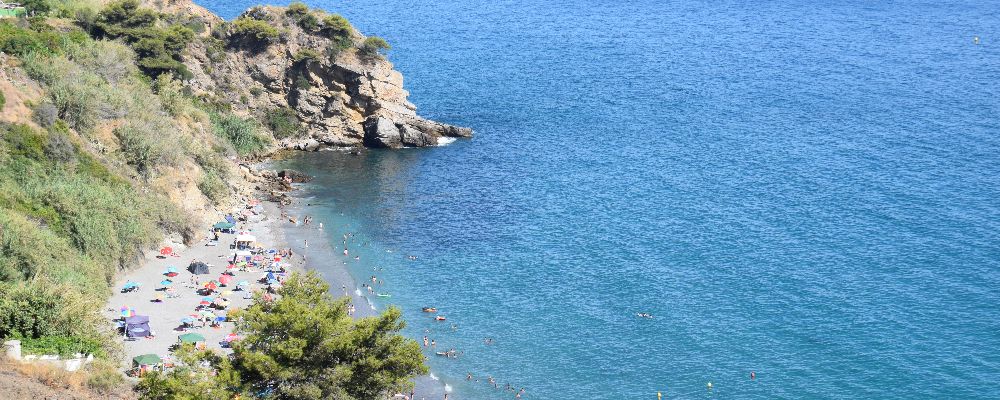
[{"x1": 147, "y1": 1, "x2": 472, "y2": 149}]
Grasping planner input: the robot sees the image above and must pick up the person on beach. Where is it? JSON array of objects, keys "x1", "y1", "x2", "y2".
[
  {"x1": 304, "y1": 239, "x2": 308, "y2": 248},
  {"x1": 431, "y1": 339, "x2": 436, "y2": 348}
]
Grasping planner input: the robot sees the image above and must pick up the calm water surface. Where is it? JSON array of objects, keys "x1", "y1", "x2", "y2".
[{"x1": 207, "y1": 0, "x2": 1000, "y2": 398}]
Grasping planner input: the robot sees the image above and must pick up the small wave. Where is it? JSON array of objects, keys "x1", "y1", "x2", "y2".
[
  {"x1": 437, "y1": 137, "x2": 457, "y2": 146},
  {"x1": 355, "y1": 288, "x2": 362, "y2": 296},
  {"x1": 444, "y1": 384, "x2": 453, "y2": 392},
  {"x1": 429, "y1": 373, "x2": 439, "y2": 381}
]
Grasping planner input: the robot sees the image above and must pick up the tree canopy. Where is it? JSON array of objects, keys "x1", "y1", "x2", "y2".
[{"x1": 138, "y1": 271, "x2": 426, "y2": 400}]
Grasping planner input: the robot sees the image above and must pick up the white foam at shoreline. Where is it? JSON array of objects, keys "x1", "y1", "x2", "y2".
[{"x1": 436, "y1": 137, "x2": 457, "y2": 146}]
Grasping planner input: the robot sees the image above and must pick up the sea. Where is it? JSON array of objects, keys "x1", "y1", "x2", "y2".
[{"x1": 205, "y1": 0, "x2": 1000, "y2": 398}]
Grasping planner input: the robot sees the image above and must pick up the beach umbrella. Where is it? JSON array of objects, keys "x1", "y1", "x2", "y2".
[
  {"x1": 267, "y1": 249, "x2": 277, "y2": 254},
  {"x1": 221, "y1": 290, "x2": 234, "y2": 297},
  {"x1": 224, "y1": 333, "x2": 240, "y2": 342},
  {"x1": 132, "y1": 354, "x2": 161, "y2": 367},
  {"x1": 120, "y1": 306, "x2": 134, "y2": 318},
  {"x1": 154, "y1": 293, "x2": 165, "y2": 302},
  {"x1": 178, "y1": 332, "x2": 206, "y2": 344},
  {"x1": 180, "y1": 316, "x2": 195, "y2": 324},
  {"x1": 236, "y1": 280, "x2": 249, "y2": 287},
  {"x1": 160, "y1": 279, "x2": 173, "y2": 286},
  {"x1": 213, "y1": 298, "x2": 228, "y2": 306},
  {"x1": 159, "y1": 247, "x2": 172, "y2": 256},
  {"x1": 204, "y1": 281, "x2": 218, "y2": 290},
  {"x1": 199, "y1": 310, "x2": 216, "y2": 319},
  {"x1": 123, "y1": 281, "x2": 139, "y2": 290},
  {"x1": 167, "y1": 266, "x2": 178, "y2": 273},
  {"x1": 201, "y1": 296, "x2": 214, "y2": 302},
  {"x1": 199, "y1": 300, "x2": 211, "y2": 306},
  {"x1": 218, "y1": 275, "x2": 233, "y2": 285}
]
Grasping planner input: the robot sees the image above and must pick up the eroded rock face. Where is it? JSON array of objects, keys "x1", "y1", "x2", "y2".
[{"x1": 164, "y1": 2, "x2": 471, "y2": 150}]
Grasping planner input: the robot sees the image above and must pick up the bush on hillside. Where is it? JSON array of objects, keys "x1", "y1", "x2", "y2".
[
  {"x1": 292, "y1": 48, "x2": 321, "y2": 64},
  {"x1": 209, "y1": 113, "x2": 270, "y2": 157},
  {"x1": 32, "y1": 101, "x2": 58, "y2": 127},
  {"x1": 92, "y1": 0, "x2": 194, "y2": 78},
  {"x1": 230, "y1": 16, "x2": 280, "y2": 46},
  {"x1": 264, "y1": 107, "x2": 302, "y2": 139},
  {"x1": 0, "y1": 90, "x2": 5, "y2": 111},
  {"x1": 198, "y1": 170, "x2": 228, "y2": 204},
  {"x1": 360, "y1": 36, "x2": 391, "y2": 57}
]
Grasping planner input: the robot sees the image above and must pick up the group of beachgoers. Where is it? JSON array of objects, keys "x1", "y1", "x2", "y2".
[{"x1": 115, "y1": 200, "x2": 292, "y2": 375}]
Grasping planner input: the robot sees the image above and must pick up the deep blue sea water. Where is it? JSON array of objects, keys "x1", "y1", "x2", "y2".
[{"x1": 207, "y1": 0, "x2": 1000, "y2": 398}]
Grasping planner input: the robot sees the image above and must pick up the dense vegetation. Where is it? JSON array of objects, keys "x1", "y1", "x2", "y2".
[{"x1": 137, "y1": 272, "x2": 426, "y2": 400}]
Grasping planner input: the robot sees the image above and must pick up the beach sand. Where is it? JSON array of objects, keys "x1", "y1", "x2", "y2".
[
  {"x1": 105, "y1": 201, "x2": 300, "y2": 368},
  {"x1": 105, "y1": 195, "x2": 449, "y2": 398}
]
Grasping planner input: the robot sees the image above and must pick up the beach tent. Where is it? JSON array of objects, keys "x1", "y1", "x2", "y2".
[
  {"x1": 132, "y1": 354, "x2": 161, "y2": 367},
  {"x1": 235, "y1": 234, "x2": 256, "y2": 249},
  {"x1": 188, "y1": 261, "x2": 210, "y2": 275},
  {"x1": 125, "y1": 315, "x2": 151, "y2": 338},
  {"x1": 213, "y1": 222, "x2": 236, "y2": 231},
  {"x1": 178, "y1": 332, "x2": 206, "y2": 345}
]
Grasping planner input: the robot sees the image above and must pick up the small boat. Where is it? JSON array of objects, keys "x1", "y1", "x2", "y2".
[
  {"x1": 434, "y1": 316, "x2": 446, "y2": 321},
  {"x1": 376, "y1": 293, "x2": 391, "y2": 298},
  {"x1": 422, "y1": 307, "x2": 437, "y2": 313}
]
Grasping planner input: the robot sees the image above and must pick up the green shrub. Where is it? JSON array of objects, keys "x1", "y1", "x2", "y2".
[
  {"x1": 264, "y1": 107, "x2": 302, "y2": 139},
  {"x1": 294, "y1": 74, "x2": 311, "y2": 90},
  {"x1": 113, "y1": 122, "x2": 175, "y2": 176},
  {"x1": 19, "y1": 335, "x2": 105, "y2": 358},
  {"x1": 360, "y1": 36, "x2": 391, "y2": 57},
  {"x1": 209, "y1": 112, "x2": 270, "y2": 157},
  {"x1": 285, "y1": 2, "x2": 309, "y2": 18},
  {"x1": 92, "y1": 0, "x2": 194, "y2": 78},
  {"x1": 292, "y1": 48, "x2": 320, "y2": 64},
  {"x1": 230, "y1": 16, "x2": 279, "y2": 45},
  {"x1": 198, "y1": 170, "x2": 228, "y2": 203},
  {"x1": 298, "y1": 12, "x2": 319, "y2": 32},
  {"x1": 322, "y1": 14, "x2": 352, "y2": 39},
  {"x1": 32, "y1": 101, "x2": 58, "y2": 127},
  {"x1": 0, "y1": 90, "x2": 5, "y2": 111},
  {"x1": 21, "y1": 0, "x2": 52, "y2": 16}
]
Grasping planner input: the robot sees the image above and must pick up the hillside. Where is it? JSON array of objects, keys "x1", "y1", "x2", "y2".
[{"x1": 1, "y1": 0, "x2": 459, "y2": 396}]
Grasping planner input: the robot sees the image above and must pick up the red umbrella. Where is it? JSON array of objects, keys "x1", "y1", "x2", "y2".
[
  {"x1": 218, "y1": 275, "x2": 232, "y2": 285},
  {"x1": 204, "y1": 281, "x2": 218, "y2": 290},
  {"x1": 160, "y1": 247, "x2": 173, "y2": 256}
]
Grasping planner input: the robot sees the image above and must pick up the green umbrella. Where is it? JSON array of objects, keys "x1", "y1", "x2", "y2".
[
  {"x1": 132, "y1": 354, "x2": 161, "y2": 366},
  {"x1": 178, "y1": 332, "x2": 206, "y2": 344},
  {"x1": 213, "y1": 222, "x2": 235, "y2": 230}
]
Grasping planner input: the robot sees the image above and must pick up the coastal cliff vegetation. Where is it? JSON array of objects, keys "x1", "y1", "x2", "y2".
[{"x1": 0, "y1": 0, "x2": 429, "y2": 397}]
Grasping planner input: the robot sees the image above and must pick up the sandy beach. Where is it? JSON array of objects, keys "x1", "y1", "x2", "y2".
[{"x1": 104, "y1": 200, "x2": 301, "y2": 369}]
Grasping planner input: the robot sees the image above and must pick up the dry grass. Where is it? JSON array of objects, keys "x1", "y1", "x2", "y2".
[{"x1": 0, "y1": 356, "x2": 134, "y2": 399}]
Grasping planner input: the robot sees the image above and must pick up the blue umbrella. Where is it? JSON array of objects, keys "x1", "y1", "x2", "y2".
[
  {"x1": 201, "y1": 296, "x2": 214, "y2": 302},
  {"x1": 180, "y1": 316, "x2": 195, "y2": 324},
  {"x1": 167, "y1": 266, "x2": 178, "y2": 273},
  {"x1": 160, "y1": 280, "x2": 173, "y2": 286},
  {"x1": 123, "y1": 282, "x2": 139, "y2": 289}
]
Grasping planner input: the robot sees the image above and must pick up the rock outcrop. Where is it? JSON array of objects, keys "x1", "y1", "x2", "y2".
[{"x1": 155, "y1": 1, "x2": 472, "y2": 150}]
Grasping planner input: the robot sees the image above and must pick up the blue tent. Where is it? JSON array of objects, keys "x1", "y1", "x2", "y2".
[{"x1": 125, "y1": 315, "x2": 151, "y2": 338}]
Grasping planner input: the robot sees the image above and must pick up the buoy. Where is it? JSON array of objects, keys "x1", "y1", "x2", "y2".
[{"x1": 707, "y1": 382, "x2": 713, "y2": 390}]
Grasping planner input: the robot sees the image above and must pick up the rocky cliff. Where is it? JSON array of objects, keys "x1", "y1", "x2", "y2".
[{"x1": 151, "y1": 0, "x2": 471, "y2": 150}]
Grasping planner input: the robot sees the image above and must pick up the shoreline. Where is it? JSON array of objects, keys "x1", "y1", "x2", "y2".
[
  {"x1": 275, "y1": 179, "x2": 453, "y2": 399},
  {"x1": 105, "y1": 171, "x2": 451, "y2": 398}
]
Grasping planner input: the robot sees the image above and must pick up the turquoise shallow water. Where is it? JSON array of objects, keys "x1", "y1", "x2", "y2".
[{"x1": 209, "y1": 0, "x2": 1000, "y2": 398}]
